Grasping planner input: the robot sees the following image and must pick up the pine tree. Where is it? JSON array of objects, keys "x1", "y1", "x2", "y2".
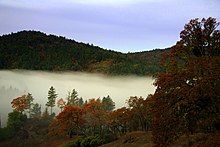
[
  {"x1": 27, "y1": 92, "x2": 34, "y2": 117},
  {"x1": 30, "y1": 103, "x2": 41, "y2": 118},
  {"x1": 78, "y1": 97, "x2": 84, "y2": 107},
  {"x1": 102, "y1": 95, "x2": 115, "y2": 111},
  {"x1": 46, "y1": 86, "x2": 57, "y2": 115},
  {"x1": 67, "y1": 89, "x2": 79, "y2": 106}
]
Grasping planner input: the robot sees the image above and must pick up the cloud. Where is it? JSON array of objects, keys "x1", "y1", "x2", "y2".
[
  {"x1": 66, "y1": 0, "x2": 146, "y2": 5},
  {"x1": 0, "y1": 0, "x2": 170, "y2": 9}
]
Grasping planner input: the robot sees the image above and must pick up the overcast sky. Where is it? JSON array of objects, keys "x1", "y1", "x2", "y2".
[{"x1": 0, "y1": 0, "x2": 219, "y2": 52}]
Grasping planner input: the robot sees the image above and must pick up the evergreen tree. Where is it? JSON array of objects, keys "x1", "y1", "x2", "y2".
[
  {"x1": 67, "y1": 89, "x2": 79, "y2": 106},
  {"x1": 102, "y1": 95, "x2": 115, "y2": 111},
  {"x1": 30, "y1": 103, "x2": 41, "y2": 118},
  {"x1": 78, "y1": 97, "x2": 84, "y2": 107},
  {"x1": 26, "y1": 92, "x2": 34, "y2": 117},
  {"x1": 46, "y1": 86, "x2": 57, "y2": 115}
]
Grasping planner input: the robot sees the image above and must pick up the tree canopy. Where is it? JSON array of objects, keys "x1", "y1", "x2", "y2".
[
  {"x1": 0, "y1": 30, "x2": 165, "y2": 75},
  {"x1": 152, "y1": 17, "x2": 220, "y2": 146}
]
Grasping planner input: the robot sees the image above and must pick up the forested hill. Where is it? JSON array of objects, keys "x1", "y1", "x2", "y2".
[{"x1": 0, "y1": 30, "x2": 169, "y2": 75}]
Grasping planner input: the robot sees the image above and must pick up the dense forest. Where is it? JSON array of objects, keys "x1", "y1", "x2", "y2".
[
  {"x1": 0, "y1": 31, "x2": 168, "y2": 76},
  {"x1": 0, "y1": 17, "x2": 220, "y2": 146}
]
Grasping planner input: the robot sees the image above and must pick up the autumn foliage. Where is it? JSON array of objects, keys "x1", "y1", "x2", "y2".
[
  {"x1": 49, "y1": 105, "x2": 85, "y2": 137},
  {"x1": 8, "y1": 17, "x2": 220, "y2": 147},
  {"x1": 11, "y1": 95, "x2": 32, "y2": 113},
  {"x1": 109, "y1": 107, "x2": 130, "y2": 135},
  {"x1": 152, "y1": 17, "x2": 220, "y2": 146}
]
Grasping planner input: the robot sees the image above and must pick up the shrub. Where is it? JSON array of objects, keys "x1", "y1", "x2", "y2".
[
  {"x1": 102, "y1": 132, "x2": 117, "y2": 144},
  {"x1": 63, "y1": 135, "x2": 102, "y2": 147},
  {"x1": 63, "y1": 137, "x2": 83, "y2": 147}
]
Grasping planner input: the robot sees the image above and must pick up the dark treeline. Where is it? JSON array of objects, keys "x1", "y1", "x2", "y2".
[{"x1": 0, "y1": 31, "x2": 166, "y2": 76}]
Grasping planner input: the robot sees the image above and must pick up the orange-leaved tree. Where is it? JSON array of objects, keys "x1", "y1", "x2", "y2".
[
  {"x1": 83, "y1": 98, "x2": 109, "y2": 136},
  {"x1": 152, "y1": 17, "x2": 220, "y2": 146},
  {"x1": 11, "y1": 94, "x2": 33, "y2": 113},
  {"x1": 49, "y1": 105, "x2": 85, "y2": 138},
  {"x1": 109, "y1": 107, "x2": 130, "y2": 135}
]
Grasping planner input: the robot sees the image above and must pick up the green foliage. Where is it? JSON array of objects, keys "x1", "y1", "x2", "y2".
[
  {"x1": 63, "y1": 135, "x2": 102, "y2": 147},
  {"x1": 78, "y1": 97, "x2": 84, "y2": 107},
  {"x1": 27, "y1": 93, "x2": 34, "y2": 113},
  {"x1": 0, "y1": 30, "x2": 164, "y2": 75},
  {"x1": 63, "y1": 137, "x2": 84, "y2": 147},
  {"x1": 67, "y1": 89, "x2": 79, "y2": 106},
  {"x1": 46, "y1": 86, "x2": 57, "y2": 115},
  {"x1": 7, "y1": 111, "x2": 27, "y2": 133},
  {"x1": 101, "y1": 95, "x2": 115, "y2": 111},
  {"x1": 80, "y1": 135, "x2": 102, "y2": 147},
  {"x1": 30, "y1": 103, "x2": 41, "y2": 118}
]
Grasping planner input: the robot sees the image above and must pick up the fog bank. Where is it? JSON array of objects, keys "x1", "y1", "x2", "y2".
[{"x1": 0, "y1": 70, "x2": 155, "y2": 127}]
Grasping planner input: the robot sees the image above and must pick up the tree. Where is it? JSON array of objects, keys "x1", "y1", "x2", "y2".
[
  {"x1": 46, "y1": 86, "x2": 57, "y2": 115},
  {"x1": 57, "y1": 98, "x2": 66, "y2": 112},
  {"x1": 7, "y1": 111, "x2": 27, "y2": 132},
  {"x1": 11, "y1": 95, "x2": 32, "y2": 113},
  {"x1": 152, "y1": 17, "x2": 220, "y2": 146},
  {"x1": 127, "y1": 96, "x2": 150, "y2": 131},
  {"x1": 83, "y1": 98, "x2": 108, "y2": 136},
  {"x1": 67, "y1": 89, "x2": 79, "y2": 106},
  {"x1": 109, "y1": 107, "x2": 130, "y2": 135},
  {"x1": 102, "y1": 95, "x2": 115, "y2": 111},
  {"x1": 78, "y1": 97, "x2": 84, "y2": 107},
  {"x1": 49, "y1": 105, "x2": 85, "y2": 138},
  {"x1": 26, "y1": 93, "x2": 34, "y2": 117},
  {"x1": 30, "y1": 103, "x2": 41, "y2": 119}
]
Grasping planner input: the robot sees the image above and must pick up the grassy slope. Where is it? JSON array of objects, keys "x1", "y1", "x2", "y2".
[
  {"x1": 101, "y1": 131, "x2": 154, "y2": 147},
  {"x1": 1, "y1": 131, "x2": 219, "y2": 147}
]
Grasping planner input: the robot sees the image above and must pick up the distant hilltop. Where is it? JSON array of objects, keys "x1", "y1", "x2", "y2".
[{"x1": 0, "y1": 30, "x2": 169, "y2": 76}]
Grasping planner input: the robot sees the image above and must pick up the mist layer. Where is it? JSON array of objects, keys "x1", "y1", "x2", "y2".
[{"x1": 0, "y1": 70, "x2": 155, "y2": 127}]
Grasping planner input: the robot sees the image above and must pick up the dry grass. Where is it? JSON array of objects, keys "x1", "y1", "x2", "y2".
[
  {"x1": 171, "y1": 132, "x2": 220, "y2": 147},
  {"x1": 39, "y1": 136, "x2": 73, "y2": 147}
]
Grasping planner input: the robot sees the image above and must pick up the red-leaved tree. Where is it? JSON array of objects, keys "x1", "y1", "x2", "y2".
[
  {"x1": 11, "y1": 95, "x2": 32, "y2": 113},
  {"x1": 49, "y1": 105, "x2": 85, "y2": 138},
  {"x1": 152, "y1": 17, "x2": 220, "y2": 146}
]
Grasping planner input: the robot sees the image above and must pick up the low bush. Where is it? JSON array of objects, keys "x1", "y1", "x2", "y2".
[{"x1": 63, "y1": 135, "x2": 102, "y2": 147}]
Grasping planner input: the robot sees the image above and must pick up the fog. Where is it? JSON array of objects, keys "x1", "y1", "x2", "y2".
[{"x1": 0, "y1": 70, "x2": 155, "y2": 127}]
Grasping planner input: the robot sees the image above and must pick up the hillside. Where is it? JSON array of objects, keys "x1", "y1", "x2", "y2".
[{"x1": 0, "y1": 31, "x2": 168, "y2": 75}]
